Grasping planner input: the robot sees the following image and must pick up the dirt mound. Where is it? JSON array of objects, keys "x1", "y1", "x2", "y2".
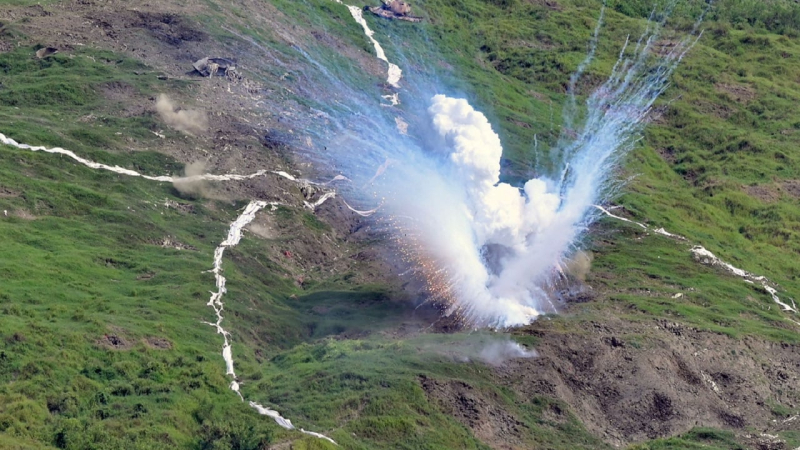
[
  {"x1": 145, "y1": 337, "x2": 173, "y2": 349},
  {"x1": 495, "y1": 317, "x2": 800, "y2": 446},
  {"x1": 419, "y1": 375, "x2": 526, "y2": 450},
  {"x1": 97, "y1": 333, "x2": 132, "y2": 350}
]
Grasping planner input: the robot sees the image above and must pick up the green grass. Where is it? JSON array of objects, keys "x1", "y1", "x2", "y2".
[
  {"x1": 2, "y1": 0, "x2": 800, "y2": 448},
  {"x1": 630, "y1": 427, "x2": 745, "y2": 449}
]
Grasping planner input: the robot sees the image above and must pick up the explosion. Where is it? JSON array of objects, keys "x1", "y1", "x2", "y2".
[
  {"x1": 374, "y1": 14, "x2": 703, "y2": 328},
  {"x1": 272, "y1": 2, "x2": 704, "y2": 328}
]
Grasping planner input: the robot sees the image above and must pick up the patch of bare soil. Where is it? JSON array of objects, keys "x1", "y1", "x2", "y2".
[
  {"x1": 143, "y1": 235, "x2": 196, "y2": 250},
  {"x1": 144, "y1": 337, "x2": 172, "y2": 349},
  {"x1": 96, "y1": 333, "x2": 132, "y2": 350},
  {"x1": 525, "y1": 0, "x2": 562, "y2": 11},
  {"x1": 745, "y1": 184, "x2": 780, "y2": 203},
  {"x1": 692, "y1": 98, "x2": 735, "y2": 119},
  {"x1": 655, "y1": 146, "x2": 677, "y2": 164},
  {"x1": 10, "y1": 209, "x2": 36, "y2": 220},
  {"x1": 782, "y1": 180, "x2": 800, "y2": 198},
  {"x1": 652, "y1": 39, "x2": 682, "y2": 57},
  {"x1": 419, "y1": 375, "x2": 527, "y2": 450},
  {"x1": 487, "y1": 315, "x2": 800, "y2": 447},
  {"x1": 0, "y1": 186, "x2": 19, "y2": 198},
  {"x1": 715, "y1": 82, "x2": 756, "y2": 103}
]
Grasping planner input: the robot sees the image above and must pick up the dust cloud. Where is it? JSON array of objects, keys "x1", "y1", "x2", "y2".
[
  {"x1": 173, "y1": 161, "x2": 211, "y2": 198},
  {"x1": 155, "y1": 94, "x2": 208, "y2": 135},
  {"x1": 424, "y1": 334, "x2": 538, "y2": 367},
  {"x1": 564, "y1": 250, "x2": 593, "y2": 282}
]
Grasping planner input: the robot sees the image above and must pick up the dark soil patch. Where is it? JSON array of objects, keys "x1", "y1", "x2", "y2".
[
  {"x1": 144, "y1": 337, "x2": 173, "y2": 349},
  {"x1": 715, "y1": 82, "x2": 756, "y2": 103},
  {"x1": 0, "y1": 186, "x2": 20, "y2": 198},
  {"x1": 97, "y1": 333, "x2": 132, "y2": 350},
  {"x1": 419, "y1": 375, "x2": 526, "y2": 450}
]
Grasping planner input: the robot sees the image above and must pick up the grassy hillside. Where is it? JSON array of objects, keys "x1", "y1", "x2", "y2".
[{"x1": 1, "y1": 0, "x2": 799, "y2": 449}]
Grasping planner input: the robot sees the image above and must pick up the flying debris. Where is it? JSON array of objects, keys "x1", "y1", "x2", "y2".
[{"x1": 366, "y1": 0, "x2": 423, "y2": 23}]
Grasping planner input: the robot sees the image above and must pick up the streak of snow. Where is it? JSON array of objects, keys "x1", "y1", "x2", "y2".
[
  {"x1": 0, "y1": 131, "x2": 303, "y2": 183},
  {"x1": 690, "y1": 246, "x2": 799, "y2": 315},
  {"x1": 207, "y1": 201, "x2": 337, "y2": 444},
  {"x1": 330, "y1": 0, "x2": 402, "y2": 87},
  {"x1": 1, "y1": 131, "x2": 340, "y2": 443},
  {"x1": 304, "y1": 191, "x2": 336, "y2": 209},
  {"x1": 594, "y1": 204, "x2": 799, "y2": 323}
]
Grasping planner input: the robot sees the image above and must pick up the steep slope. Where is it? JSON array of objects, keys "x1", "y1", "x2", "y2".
[{"x1": 0, "y1": 0, "x2": 798, "y2": 449}]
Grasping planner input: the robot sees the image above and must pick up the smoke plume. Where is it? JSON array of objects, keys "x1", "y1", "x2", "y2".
[
  {"x1": 368, "y1": 12, "x2": 701, "y2": 327},
  {"x1": 422, "y1": 334, "x2": 538, "y2": 367}
]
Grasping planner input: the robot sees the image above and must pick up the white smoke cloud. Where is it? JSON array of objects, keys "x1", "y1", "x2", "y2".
[{"x1": 382, "y1": 19, "x2": 699, "y2": 328}]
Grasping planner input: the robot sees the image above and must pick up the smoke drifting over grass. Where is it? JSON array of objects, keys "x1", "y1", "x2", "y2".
[
  {"x1": 155, "y1": 94, "x2": 208, "y2": 135},
  {"x1": 423, "y1": 334, "x2": 538, "y2": 367}
]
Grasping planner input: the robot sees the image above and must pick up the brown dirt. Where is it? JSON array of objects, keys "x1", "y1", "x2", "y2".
[
  {"x1": 0, "y1": 186, "x2": 19, "y2": 198},
  {"x1": 10, "y1": 209, "x2": 36, "y2": 220},
  {"x1": 692, "y1": 98, "x2": 735, "y2": 119},
  {"x1": 146, "y1": 235, "x2": 197, "y2": 251},
  {"x1": 655, "y1": 146, "x2": 677, "y2": 164},
  {"x1": 490, "y1": 314, "x2": 800, "y2": 447},
  {"x1": 782, "y1": 180, "x2": 800, "y2": 198},
  {"x1": 419, "y1": 311, "x2": 800, "y2": 449},
  {"x1": 419, "y1": 375, "x2": 527, "y2": 450},
  {"x1": 745, "y1": 184, "x2": 780, "y2": 203},
  {"x1": 652, "y1": 39, "x2": 682, "y2": 57},
  {"x1": 96, "y1": 333, "x2": 132, "y2": 350},
  {"x1": 144, "y1": 337, "x2": 173, "y2": 349},
  {"x1": 525, "y1": 0, "x2": 562, "y2": 11}
]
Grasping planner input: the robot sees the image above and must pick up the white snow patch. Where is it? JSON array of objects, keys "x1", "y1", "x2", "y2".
[{"x1": 330, "y1": 0, "x2": 402, "y2": 87}]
